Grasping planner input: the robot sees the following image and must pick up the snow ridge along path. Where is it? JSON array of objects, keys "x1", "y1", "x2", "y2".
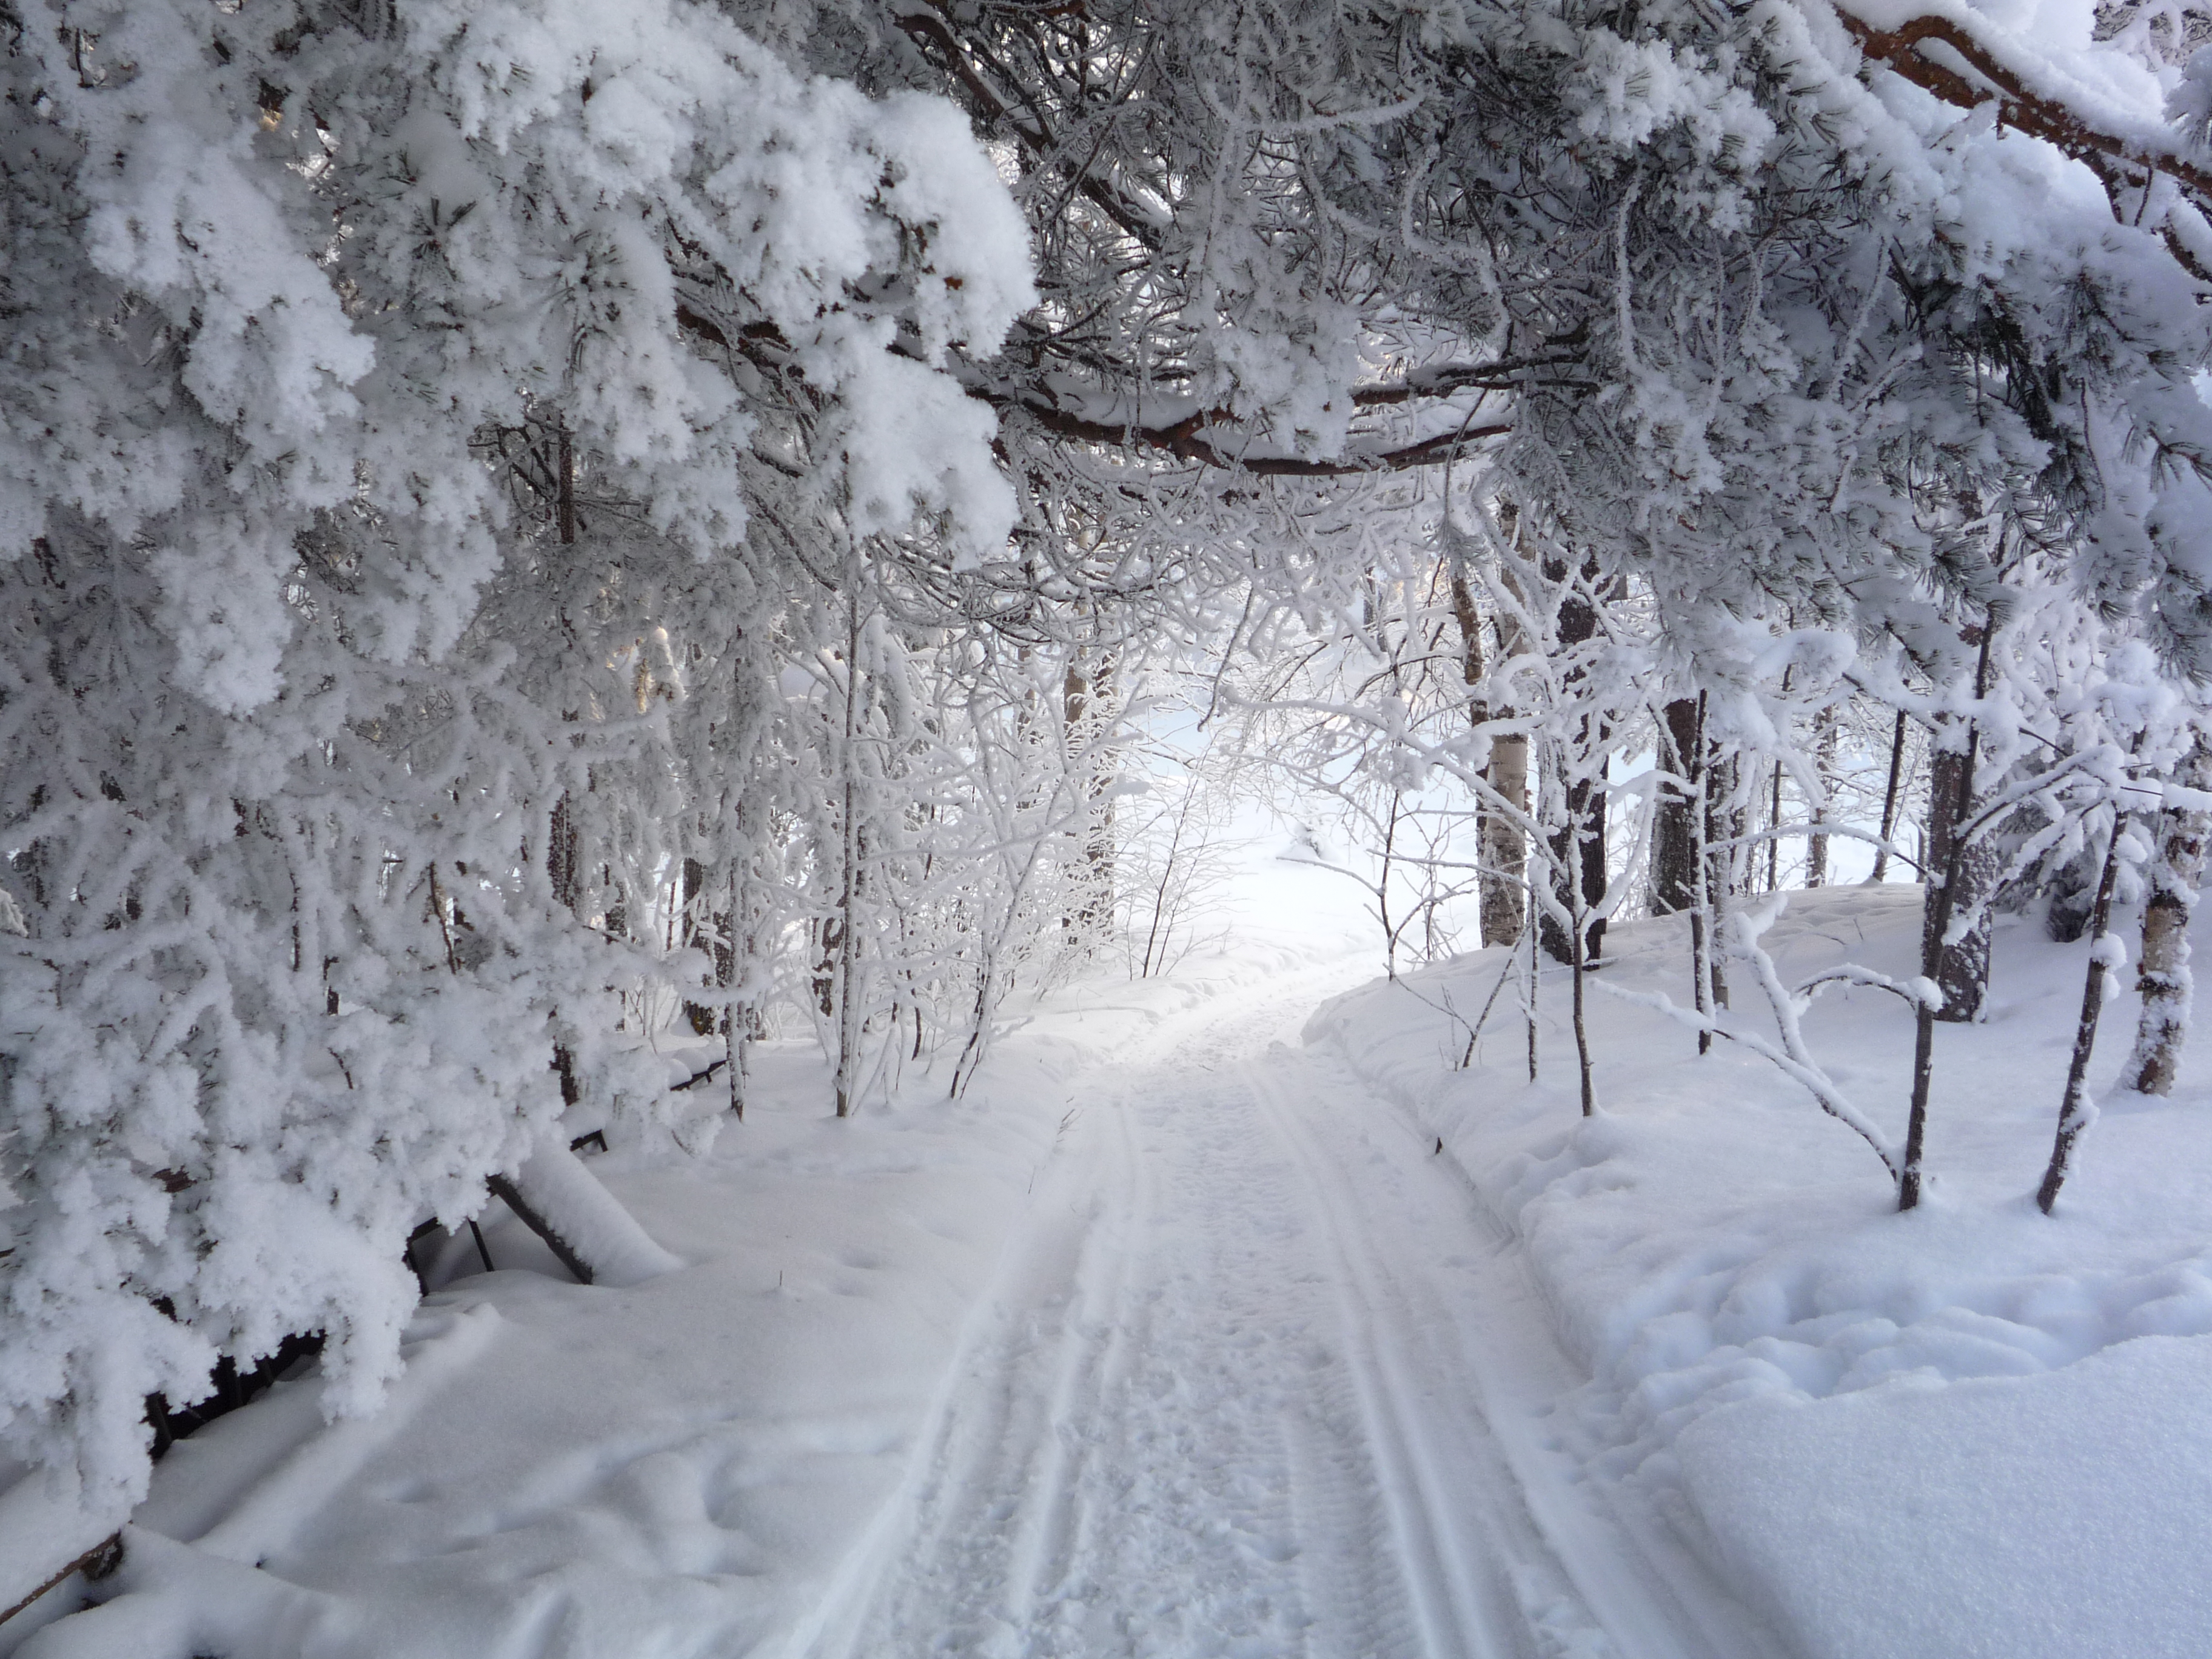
[
  {"x1": 820, "y1": 966, "x2": 1763, "y2": 1659},
  {"x1": 12, "y1": 950, "x2": 1775, "y2": 1659}
]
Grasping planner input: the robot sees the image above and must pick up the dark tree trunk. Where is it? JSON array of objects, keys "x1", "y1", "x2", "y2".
[
  {"x1": 1526, "y1": 897, "x2": 1540, "y2": 1081},
  {"x1": 1900, "y1": 625, "x2": 1993, "y2": 1210},
  {"x1": 680, "y1": 857, "x2": 732, "y2": 1040},
  {"x1": 1652, "y1": 697, "x2": 1701, "y2": 915},
  {"x1": 1540, "y1": 777, "x2": 1609, "y2": 964},
  {"x1": 1766, "y1": 759, "x2": 1783, "y2": 893},
  {"x1": 813, "y1": 915, "x2": 839, "y2": 1018},
  {"x1": 1666, "y1": 692, "x2": 1722, "y2": 1054},
  {"x1": 548, "y1": 786, "x2": 582, "y2": 1106},
  {"x1": 832, "y1": 574, "x2": 865, "y2": 1119},
  {"x1": 1538, "y1": 557, "x2": 1609, "y2": 965},
  {"x1": 1571, "y1": 885, "x2": 1597, "y2": 1114},
  {"x1": 2037, "y1": 810, "x2": 2131, "y2": 1213},
  {"x1": 556, "y1": 425, "x2": 575, "y2": 546},
  {"x1": 1703, "y1": 747, "x2": 1736, "y2": 1017},
  {"x1": 1062, "y1": 649, "x2": 1116, "y2": 937},
  {"x1": 1923, "y1": 740, "x2": 1996, "y2": 1021},
  {"x1": 549, "y1": 793, "x2": 580, "y2": 913},
  {"x1": 486, "y1": 1172, "x2": 595, "y2": 1284},
  {"x1": 1871, "y1": 709, "x2": 1908, "y2": 883},
  {"x1": 2042, "y1": 845, "x2": 2101, "y2": 943},
  {"x1": 546, "y1": 435, "x2": 585, "y2": 1104}
]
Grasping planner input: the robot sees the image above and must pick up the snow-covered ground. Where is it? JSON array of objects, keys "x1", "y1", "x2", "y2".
[
  {"x1": 0, "y1": 926, "x2": 1354, "y2": 1659},
  {"x1": 1310, "y1": 884, "x2": 2212, "y2": 1659},
  {"x1": 10, "y1": 862, "x2": 2210, "y2": 1657}
]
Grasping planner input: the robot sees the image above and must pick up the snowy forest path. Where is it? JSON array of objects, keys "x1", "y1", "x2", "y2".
[{"x1": 817, "y1": 968, "x2": 1741, "y2": 1659}]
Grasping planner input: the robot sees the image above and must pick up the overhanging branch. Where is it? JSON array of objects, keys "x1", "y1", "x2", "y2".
[
  {"x1": 1841, "y1": 8, "x2": 2212, "y2": 278},
  {"x1": 891, "y1": 6, "x2": 1168, "y2": 250},
  {"x1": 999, "y1": 398, "x2": 1513, "y2": 474},
  {"x1": 676, "y1": 301, "x2": 1519, "y2": 474}
]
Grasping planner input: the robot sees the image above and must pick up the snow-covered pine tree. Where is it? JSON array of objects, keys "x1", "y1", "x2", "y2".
[
  {"x1": 1, "y1": 0, "x2": 1032, "y2": 1516},
  {"x1": 12, "y1": 0, "x2": 2212, "y2": 1534}
]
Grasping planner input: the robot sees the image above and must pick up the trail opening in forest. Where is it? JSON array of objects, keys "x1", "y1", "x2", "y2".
[{"x1": 9, "y1": 0, "x2": 2212, "y2": 1653}]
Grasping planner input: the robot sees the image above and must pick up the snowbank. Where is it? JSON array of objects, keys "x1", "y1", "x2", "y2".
[
  {"x1": 4, "y1": 933, "x2": 1357, "y2": 1658},
  {"x1": 1307, "y1": 884, "x2": 2212, "y2": 1658},
  {"x1": 1678, "y1": 1334, "x2": 2212, "y2": 1658}
]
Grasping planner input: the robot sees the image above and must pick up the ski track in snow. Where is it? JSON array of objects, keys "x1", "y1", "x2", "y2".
[
  {"x1": 15, "y1": 962, "x2": 1778, "y2": 1659},
  {"x1": 821, "y1": 977, "x2": 1744, "y2": 1659}
]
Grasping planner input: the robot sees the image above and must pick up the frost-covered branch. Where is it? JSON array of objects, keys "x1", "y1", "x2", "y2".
[{"x1": 1592, "y1": 898, "x2": 1911, "y2": 1185}]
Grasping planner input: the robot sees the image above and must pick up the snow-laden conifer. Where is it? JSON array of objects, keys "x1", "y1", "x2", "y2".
[{"x1": 1, "y1": 0, "x2": 1032, "y2": 1513}]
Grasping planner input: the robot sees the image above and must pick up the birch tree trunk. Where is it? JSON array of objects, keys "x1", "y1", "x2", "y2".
[
  {"x1": 2126, "y1": 737, "x2": 2212, "y2": 1094},
  {"x1": 1446, "y1": 559, "x2": 1529, "y2": 948},
  {"x1": 1806, "y1": 710, "x2": 1838, "y2": 887}
]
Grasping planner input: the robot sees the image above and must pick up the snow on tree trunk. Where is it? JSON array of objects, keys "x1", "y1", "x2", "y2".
[
  {"x1": 489, "y1": 1138, "x2": 683, "y2": 1289},
  {"x1": 1806, "y1": 711, "x2": 1838, "y2": 887},
  {"x1": 2126, "y1": 737, "x2": 2212, "y2": 1094},
  {"x1": 1539, "y1": 558, "x2": 1610, "y2": 966},
  {"x1": 1703, "y1": 749, "x2": 1738, "y2": 1021},
  {"x1": 833, "y1": 578, "x2": 868, "y2": 1121},
  {"x1": 1924, "y1": 747, "x2": 1997, "y2": 1022},
  {"x1": 1923, "y1": 629, "x2": 1997, "y2": 1023},
  {"x1": 1442, "y1": 556, "x2": 1529, "y2": 950},
  {"x1": 1544, "y1": 773, "x2": 1609, "y2": 965},
  {"x1": 1062, "y1": 645, "x2": 1117, "y2": 943},
  {"x1": 1652, "y1": 697, "x2": 1703, "y2": 914},
  {"x1": 2037, "y1": 814, "x2": 2135, "y2": 1214},
  {"x1": 1903, "y1": 637, "x2": 1994, "y2": 1208}
]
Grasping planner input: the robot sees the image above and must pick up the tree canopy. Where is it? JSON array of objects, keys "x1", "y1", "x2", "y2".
[{"x1": 4, "y1": 0, "x2": 2210, "y2": 1522}]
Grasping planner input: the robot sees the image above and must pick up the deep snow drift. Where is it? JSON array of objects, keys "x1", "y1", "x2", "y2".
[{"x1": 1309, "y1": 883, "x2": 2212, "y2": 1659}]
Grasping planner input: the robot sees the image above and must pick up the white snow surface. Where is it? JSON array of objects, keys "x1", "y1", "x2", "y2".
[
  {"x1": 5, "y1": 855, "x2": 1759, "y2": 1658},
  {"x1": 14, "y1": 874, "x2": 2212, "y2": 1657},
  {"x1": 1309, "y1": 883, "x2": 2212, "y2": 1659},
  {"x1": 501, "y1": 1136, "x2": 686, "y2": 1289}
]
